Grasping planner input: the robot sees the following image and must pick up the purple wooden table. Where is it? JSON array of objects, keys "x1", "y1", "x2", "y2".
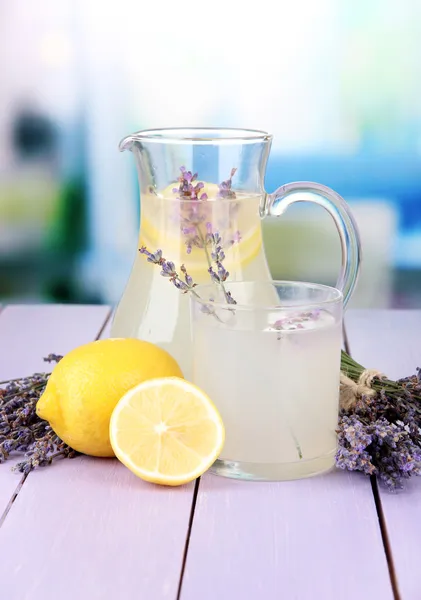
[{"x1": 0, "y1": 305, "x2": 418, "y2": 600}]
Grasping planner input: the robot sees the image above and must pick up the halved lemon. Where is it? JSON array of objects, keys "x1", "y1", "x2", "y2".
[{"x1": 109, "y1": 377, "x2": 225, "y2": 486}]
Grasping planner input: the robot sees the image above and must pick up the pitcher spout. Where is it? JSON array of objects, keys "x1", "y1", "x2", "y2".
[{"x1": 118, "y1": 135, "x2": 137, "y2": 152}]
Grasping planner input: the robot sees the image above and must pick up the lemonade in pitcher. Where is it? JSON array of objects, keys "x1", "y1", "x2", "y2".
[{"x1": 111, "y1": 170, "x2": 276, "y2": 376}]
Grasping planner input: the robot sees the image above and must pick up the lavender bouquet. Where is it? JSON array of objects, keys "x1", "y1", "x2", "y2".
[{"x1": 337, "y1": 352, "x2": 421, "y2": 490}]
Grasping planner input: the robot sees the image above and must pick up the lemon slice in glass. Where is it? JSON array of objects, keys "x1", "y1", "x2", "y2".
[{"x1": 109, "y1": 377, "x2": 225, "y2": 486}]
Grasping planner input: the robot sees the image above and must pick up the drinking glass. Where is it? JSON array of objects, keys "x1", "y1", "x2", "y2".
[{"x1": 190, "y1": 280, "x2": 342, "y2": 481}]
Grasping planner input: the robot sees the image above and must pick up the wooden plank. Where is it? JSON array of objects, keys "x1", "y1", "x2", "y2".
[
  {"x1": 0, "y1": 305, "x2": 195, "y2": 600},
  {"x1": 346, "y1": 309, "x2": 421, "y2": 600},
  {"x1": 182, "y1": 470, "x2": 393, "y2": 594},
  {"x1": 1, "y1": 456, "x2": 193, "y2": 600},
  {"x1": 0, "y1": 304, "x2": 111, "y2": 379},
  {"x1": 0, "y1": 305, "x2": 110, "y2": 518}
]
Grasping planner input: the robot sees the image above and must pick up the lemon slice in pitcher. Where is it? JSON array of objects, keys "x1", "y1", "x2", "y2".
[
  {"x1": 139, "y1": 183, "x2": 263, "y2": 276},
  {"x1": 109, "y1": 377, "x2": 225, "y2": 486}
]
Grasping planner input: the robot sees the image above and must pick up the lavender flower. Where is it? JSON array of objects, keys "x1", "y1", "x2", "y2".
[
  {"x1": 210, "y1": 242, "x2": 225, "y2": 263},
  {"x1": 208, "y1": 266, "x2": 221, "y2": 284},
  {"x1": 336, "y1": 415, "x2": 376, "y2": 475},
  {"x1": 224, "y1": 291, "x2": 237, "y2": 305},
  {"x1": 173, "y1": 166, "x2": 208, "y2": 201},
  {"x1": 271, "y1": 310, "x2": 321, "y2": 332},
  {"x1": 207, "y1": 233, "x2": 237, "y2": 305},
  {"x1": 44, "y1": 353, "x2": 63, "y2": 364},
  {"x1": 218, "y1": 168, "x2": 237, "y2": 199},
  {"x1": 138, "y1": 247, "x2": 163, "y2": 265},
  {"x1": 180, "y1": 264, "x2": 193, "y2": 287},
  {"x1": 160, "y1": 261, "x2": 177, "y2": 278},
  {"x1": 207, "y1": 239, "x2": 229, "y2": 283},
  {"x1": 170, "y1": 166, "x2": 240, "y2": 256}
]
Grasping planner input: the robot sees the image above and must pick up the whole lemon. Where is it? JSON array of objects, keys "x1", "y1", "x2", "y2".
[{"x1": 36, "y1": 338, "x2": 183, "y2": 457}]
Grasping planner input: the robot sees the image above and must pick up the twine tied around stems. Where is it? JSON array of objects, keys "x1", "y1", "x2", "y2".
[{"x1": 340, "y1": 369, "x2": 385, "y2": 411}]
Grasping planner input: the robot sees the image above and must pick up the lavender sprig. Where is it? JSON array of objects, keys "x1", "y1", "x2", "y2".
[
  {"x1": 218, "y1": 167, "x2": 237, "y2": 198},
  {"x1": 173, "y1": 166, "x2": 240, "y2": 256},
  {"x1": 170, "y1": 166, "x2": 241, "y2": 304},
  {"x1": 139, "y1": 247, "x2": 198, "y2": 295},
  {"x1": 140, "y1": 232, "x2": 237, "y2": 308},
  {"x1": 139, "y1": 245, "x2": 224, "y2": 322},
  {"x1": 13, "y1": 429, "x2": 77, "y2": 474},
  {"x1": 172, "y1": 167, "x2": 209, "y2": 255},
  {"x1": 173, "y1": 166, "x2": 208, "y2": 201},
  {"x1": 207, "y1": 232, "x2": 237, "y2": 306}
]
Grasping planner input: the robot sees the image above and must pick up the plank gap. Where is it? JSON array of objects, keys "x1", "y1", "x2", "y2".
[
  {"x1": 0, "y1": 473, "x2": 27, "y2": 529},
  {"x1": 177, "y1": 477, "x2": 200, "y2": 600},
  {"x1": 370, "y1": 476, "x2": 402, "y2": 600},
  {"x1": 95, "y1": 307, "x2": 113, "y2": 340}
]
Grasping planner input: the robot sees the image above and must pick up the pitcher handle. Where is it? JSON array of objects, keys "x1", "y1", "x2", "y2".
[{"x1": 262, "y1": 181, "x2": 361, "y2": 307}]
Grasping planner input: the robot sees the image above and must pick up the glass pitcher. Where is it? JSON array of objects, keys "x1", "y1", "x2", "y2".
[{"x1": 111, "y1": 128, "x2": 361, "y2": 377}]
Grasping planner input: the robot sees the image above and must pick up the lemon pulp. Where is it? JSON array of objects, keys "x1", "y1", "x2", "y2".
[{"x1": 110, "y1": 377, "x2": 225, "y2": 485}]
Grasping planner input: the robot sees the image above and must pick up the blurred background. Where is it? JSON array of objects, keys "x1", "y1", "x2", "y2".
[{"x1": 1, "y1": 0, "x2": 420, "y2": 308}]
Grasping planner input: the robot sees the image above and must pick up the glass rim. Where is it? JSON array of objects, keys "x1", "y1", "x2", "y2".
[
  {"x1": 120, "y1": 127, "x2": 272, "y2": 147},
  {"x1": 191, "y1": 280, "x2": 343, "y2": 311}
]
